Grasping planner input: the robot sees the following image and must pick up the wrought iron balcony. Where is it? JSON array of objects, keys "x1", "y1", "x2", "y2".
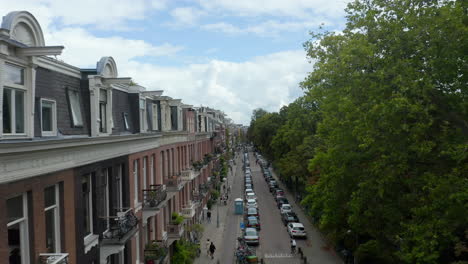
[
  {"x1": 144, "y1": 240, "x2": 168, "y2": 264},
  {"x1": 181, "y1": 201, "x2": 196, "y2": 218},
  {"x1": 102, "y1": 208, "x2": 138, "y2": 244},
  {"x1": 39, "y1": 253, "x2": 69, "y2": 264},
  {"x1": 164, "y1": 175, "x2": 183, "y2": 191},
  {"x1": 143, "y1": 185, "x2": 167, "y2": 209},
  {"x1": 180, "y1": 169, "x2": 199, "y2": 181},
  {"x1": 199, "y1": 183, "x2": 209, "y2": 195},
  {"x1": 167, "y1": 222, "x2": 184, "y2": 239}
]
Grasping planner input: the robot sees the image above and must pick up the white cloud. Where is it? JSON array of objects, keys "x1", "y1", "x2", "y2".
[
  {"x1": 45, "y1": 27, "x2": 183, "y2": 68},
  {"x1": 120, "y1": 50, "x2": 312, "y2": 125},
  {"x1": 0, "y1": 0, "x2": 167, "y2": 30},
  {"x1": 197, "y1": 0, "x2": 350, "y2": 20},
  {"x1": 169, "y1": 7, "x2": 205, "y2": 26},
  {"x1": 202, "y1": 19, "x2": 330, "y2": 36}
]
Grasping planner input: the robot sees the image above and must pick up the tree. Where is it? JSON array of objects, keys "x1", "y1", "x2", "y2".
[{"x1": 301, "y1": 0, "x2": 468, "y2": 263}]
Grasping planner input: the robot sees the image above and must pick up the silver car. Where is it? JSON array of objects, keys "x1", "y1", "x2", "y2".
[{"x1": 244, "y1": 227, "x2": 259, "y2": 245}]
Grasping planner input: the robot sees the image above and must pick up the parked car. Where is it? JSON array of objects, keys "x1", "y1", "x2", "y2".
[
  {"x1": 245, "y1": 178, "x2": 252, "y2": 184},
  {"x1": 280, "y1": 204, "x2": 292, "y2": 214},
  {"x1": 269, "y1": 182, "x2": 279, "y2": 192},
  {"x1": 246, "y1": 193, "x2": 257, "y2": 201},
  {"x1": 245, "y1": 188, "x2": 254, "y2": 196},
  {"x1": 246, "y1": 216, "x2": 261, "y2": 230},
  {"x1": 244, "y1": 227, "x2": 259, "y2": 245},
  {"x1": 275, "y1": 193, "x2": 285, "y2": 202},
  {"x1": 274, "y1": 189, "x2": 285, "y2": 197},
  {"x1": 246, "y1": 207, "x2": 260, "y2": 219},
  {"x1": 277, "y1": 197, "x2": 289, "y2": 209},
  {"x1": 245, "y1": 184, "x2": 253, "y2": 191},
  {"x1": 287, "y1": 223, "x2": 307, "y2": 238},
  {"x1": 281, "y1": 212, "x2": 299, "y2": 226},
  {"x1": 246, "y1": 199, "x2": 258, "y2": 209}
]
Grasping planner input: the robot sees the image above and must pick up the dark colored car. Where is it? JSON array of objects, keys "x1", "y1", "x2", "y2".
[
  {"x1": 281, "y1": 212, "x2": 299, "y2": 226},
  {"x1": 277, "y1": 197, "x2": 289, "y2": 208},
  {"x1": 274, "y1": 189, "x2": 285, "y2": 196},
  {"x1": 269, "y1": 182, "x2": 278, "y2": 192}
]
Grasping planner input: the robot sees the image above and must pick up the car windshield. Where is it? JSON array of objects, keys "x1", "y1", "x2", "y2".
[
  {"x1": 249, "y1": 218, "x2": 258, "y2": 224},
  {"x1": 283, "y1": 206, "x2": 291, "y2": 210},
  {"x1": 246, "y1": 229, "x2": 257, "y2": 236},
  {"x1": 294, "y1": 227, "x2": 305, "y2": 231},
  {"x1": 248, "y1": 208, "x2": 257, "y2": 214}
]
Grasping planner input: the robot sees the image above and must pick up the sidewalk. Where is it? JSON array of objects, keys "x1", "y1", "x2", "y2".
[{"x1": 194, "y1": 153, "x2": 243, "y2": 264}]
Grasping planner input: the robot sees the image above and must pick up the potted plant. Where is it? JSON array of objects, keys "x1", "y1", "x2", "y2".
[
  {"x1": 144, "y1": 241, "x2": 167, "y2": 264},
  {"x1": 171, "y1": 212, "x2": 184, "y2": 225}
]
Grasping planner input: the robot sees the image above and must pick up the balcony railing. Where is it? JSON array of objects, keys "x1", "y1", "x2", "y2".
[
  {"x1": 199, "y1": 183, "x2": 209, "y2": 195},
  {"x1": 164, "y1": 175, "x2": 182, "y2": 191},
  {"x1": 180, "y1": 169, "x2": 199, "y2": 181},
  {"x1": 39, "y1": 253, "x2": 69, "y2": 264},
  {"x1": 102, "y1": 208, "x2": 138, "y2": 243},
  {"x1": 167, "y1": 222, "x2": 184, "y2": 238},
  {"x1": 143, "y1": 185, "x2": 167, "y2": 209},
  {"x1": 144, "y1": 240, "x2": 168, "y2": 264},
  {"x1": 181, "y1": 202, "x2": 196, "y2": 218}
]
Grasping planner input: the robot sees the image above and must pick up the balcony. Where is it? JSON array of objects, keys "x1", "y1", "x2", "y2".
[
  {"x1": 143, "y1": 185, "x2": 167, "y2": 209},
  {"x1": 39, "y1": 253, "x2": 69, "y2": 264},
  {"x1": 102, "y1": 208, "x2": 139, "y2": 244},
  {"x1": 180, "y1": 169, "x2": 199, "y2": 181},
  {"x1": 199, "y1": 183, "x2": 209, "y2": 196},
  {"x1": 167, "y1": 222, "x2": 184, "y2": 239},
  {"x1": 181, "y1": 201, "x2": 196, "y2": 219},
  {"x1": 164, "y1": 175, "x2": 184, "y2": 192},
  {"x1": 144, "y1": 240, "x2": 168, "y2": 264}
]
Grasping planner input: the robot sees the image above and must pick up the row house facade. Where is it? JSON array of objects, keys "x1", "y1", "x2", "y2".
[{"x1": 0, "y1": 11, "x2": 226, "y2": 264}]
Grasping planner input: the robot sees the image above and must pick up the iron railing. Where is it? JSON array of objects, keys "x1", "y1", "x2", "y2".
[
  {"x1": 143, "y1": 185, "x2": 167, "y2": 209},
  {"x1": 39, "y1": 253, "x2": 69, "y2": 264},
  {"x1": 102, "y1": 208, "x2": 138, "y2": 241}
]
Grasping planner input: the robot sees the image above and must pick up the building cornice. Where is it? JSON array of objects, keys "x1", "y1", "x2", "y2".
[
  {"x1": 36, "y1": 56, "x2": 81, "y2": 78},
  {"x1": 0, "y1": 132, "x2": 207, "y2": 184}
]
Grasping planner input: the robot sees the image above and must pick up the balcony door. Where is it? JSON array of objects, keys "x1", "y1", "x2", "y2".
[{"x1": 7, "y1": 193, "x2": 30, "y2": 264}]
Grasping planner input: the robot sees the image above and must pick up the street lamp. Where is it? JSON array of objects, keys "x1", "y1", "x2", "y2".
[
  {"x1": 216, "y1": 198, "x2": 220, "y2": 228},
  {"x1": 347, "y1": 230, "x2": 358, "y2": 264}
]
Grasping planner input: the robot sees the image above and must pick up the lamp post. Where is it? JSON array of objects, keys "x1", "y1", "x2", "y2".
[
  {"x1": 216, "y1": 198, "x2": 220, "y2": 228},
  {"x1": 347, "y1": 230, "x2": 358, "y2": 264}
]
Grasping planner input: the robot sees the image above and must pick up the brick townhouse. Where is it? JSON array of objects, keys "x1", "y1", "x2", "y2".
[{"x1": 0, "y1": 11, "x2": 227, "y2": 264}]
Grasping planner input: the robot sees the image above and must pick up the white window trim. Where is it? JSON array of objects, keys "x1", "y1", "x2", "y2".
[
  {"x1": 44, "y1": 184, "x2": 61, "y2": 253},
  {"x1": 135, "y1": 231, "x2": 140, "y2": 264},
  {"x1": 103, "y1": 169, "x2": 110, "y2": 232},
  {"x1": 133, "y1": 160, "x2": 139, "y2": 206},
  {"x1": 1, "y1": 60, "x2": 34, "y2": 139},
  {"x1": 40, "y1": 98, "x2": 57, "y2": 137},
  {"x1": 83, "y1": 174, "x2": 94, "y2": 238},
  {"x1": 143, "y1": 157, "x2": 147, "y2": 190},
  {"x1": 6, "y1": 193, "x2": 30, "y2": 264},
  {"x1": 67, "y1": 89, "x2": 84, "y2": 127},
  {"x1": 150, "y1": 155, "x2": 154, "y2": 185},
  {"x1": 117, "y1": 164, "x2": 123, "y2": 209},
  {"x1": 139, "y1": 98, "x2": 147, "y2": 132},
  {"x1": 152, "y1": 104, "x2": 158, "y2": 131}
]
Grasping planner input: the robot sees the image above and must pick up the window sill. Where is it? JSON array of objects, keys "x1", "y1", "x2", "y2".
[{"x1": 83, "y1": 234, "x2": 99, "y2": 254}]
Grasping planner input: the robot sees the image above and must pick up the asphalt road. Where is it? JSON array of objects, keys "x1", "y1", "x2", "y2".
[{"x1": 247, "y1": 152, "x2": 343, "y2": 264}]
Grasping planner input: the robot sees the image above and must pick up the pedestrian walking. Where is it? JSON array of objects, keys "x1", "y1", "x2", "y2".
[
  {"x1": 227, "y1": 185, "x2": 231, "y2": 194},
  {"x1": 207, "y1": 210, "x2": 212, "y2": 223},
  {"x1": 205, "y1": 239, "x2": 211, "y2": 255},
  {"x1": 209, "y1": 242, "x2": 216, "y2": 259}
]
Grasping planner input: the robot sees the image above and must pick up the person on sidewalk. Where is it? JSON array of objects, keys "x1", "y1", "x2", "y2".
[
  {"x1": 291, "y1": 239, "x2": 297, "y2": 254},
  {"x1": 207, "y1": 210, "x2": 212, "y2": 223},
  {"x1": 209, "y1": 242, "x2": 216, "y2": 259},
  {"x1": 205, "y1": 239, "x2": 211, "y2": 255}
]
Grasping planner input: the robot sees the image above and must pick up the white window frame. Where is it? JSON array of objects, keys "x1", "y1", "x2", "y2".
[
  {"x1": 135, "y1": 231, "x2": 140, "y2": 264},
  {"x1": 143, "y1": 157, "x2": 147, "y2": 190},
  {"x1": 152, "y1": 104, "x2": 158, "y2": 131},
  {"x1": 102, "y1": 168, "x2": 110, "y2": 232},
  {"x1": 140, "y1": 98, "x2": 147, "y2": 132},
  {"x1": 2, "y1": 86, "x2": 27, "y2": 136},
  {"x1": 83, "y1": 174, "x2": 94, "y2": 239},
  {"x1": 150, "y1": 155, "x2": 154, "y2": 185},
  {"x1": 44, "y1": 184, "x2": 61, "y2": 253},
  {"x1": 116, "y1": 164, "x2": 123, "y2": 209},
  {"x1": 67, "y1": 89, "x2": 84, "y2": 127},
  {"x1": 40, "y1": 98, "x2": 57, "y2": 137},
  {"x1": 6, "y1": 193, "x2": 30, "y2": 264},
  {"x1": 133, "y1": 159, "x2": 140, "y2": 206}
]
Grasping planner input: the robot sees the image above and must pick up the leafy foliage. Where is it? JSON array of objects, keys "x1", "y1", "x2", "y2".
[
  {"x1": 249, "y1": 0, "x2": 468, "y2": 263},
  {"x1": 171, "y1": 239, "x2": 199, "y2": 264}
]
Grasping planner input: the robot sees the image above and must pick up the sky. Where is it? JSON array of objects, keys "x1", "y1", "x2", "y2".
[{"x1": 1, "y1": 0, "x2": 350, "y2": 125}]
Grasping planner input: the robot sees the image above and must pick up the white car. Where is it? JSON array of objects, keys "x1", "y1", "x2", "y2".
[
  {"x1": 246, "y1": 192, "x2": 257, "y2": 201},
  {"x1": 246, "y1": 199, "x2": 258, "y2": 208},
  {"x1": 244, "y1": 227, "x2": 259, "y2": 245},
  {"x1": 280, "y1": 204, "x2": 292, "y2": 214},
  {"x1": 245, "y1": 188, "x2": 254, "y2": 196},
  {"x1": 287, "y1": 223, "x2": 307, "y2": 238}
]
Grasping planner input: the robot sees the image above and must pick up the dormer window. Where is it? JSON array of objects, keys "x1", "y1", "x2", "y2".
[
  {"x1": 99, "y1": 89, "x2": 107, "y2": 133},
  {"x1": 40, "y1": 99, "x2": 57, "y2": 136},
  {"x1": 67, "y1": 89, "x2": 83, "y2": 127},
  {"x1": 140, "y1": 99, "x2": 147, "y2": 132},
  {"x1": 3, "y1": 64, "x2": 26, "y2": 135}
]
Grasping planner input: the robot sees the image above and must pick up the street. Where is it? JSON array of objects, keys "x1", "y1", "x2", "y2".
[{"x1": 195, "y1": 152, "x2": 343, "y2": 263}]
